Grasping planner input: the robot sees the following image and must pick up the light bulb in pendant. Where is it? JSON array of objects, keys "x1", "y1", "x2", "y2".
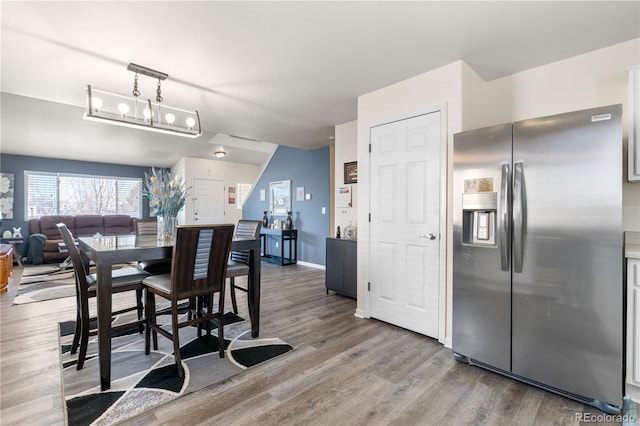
[
  {"x1": 186, "y1": 117, "x2": 196, "y2": 129},
  {"x1": 117, "y1": 103, "x2": 130, "y2": 117},
  {"x1": 143, "y1": 107, "x2": 152, "y2": 121},
  {"x1": 92, "y1": 97, "x2": 103, "y2": 112},
  {"x1": 165, "y1": 113, "x2": 175, "y2": 126}
]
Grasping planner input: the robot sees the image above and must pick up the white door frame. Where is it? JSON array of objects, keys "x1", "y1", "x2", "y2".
[{"x1": 363, "y1": 103, "x2": 448, "y2": 344}]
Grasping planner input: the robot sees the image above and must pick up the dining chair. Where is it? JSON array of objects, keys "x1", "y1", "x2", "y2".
[
  {"x1": 134, "y1": 218, "x2": 172, "y2": 275},
  {"x1": 134, "y1": 218, "x2": 157, "y2": 236},
  {"x1": 226, "y1": 220, "x2": 262, "y2": 315},
  {"x1": 57, "y1": 223, "x2": 151, "y2": 370},
  {"x1": 143, "y1": 224, "x2": 235, "y2": 377}
]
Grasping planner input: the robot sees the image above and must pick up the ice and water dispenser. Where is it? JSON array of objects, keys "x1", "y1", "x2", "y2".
[{"x1": 461, "y1": 192, "x2": 497, "y2": 246}]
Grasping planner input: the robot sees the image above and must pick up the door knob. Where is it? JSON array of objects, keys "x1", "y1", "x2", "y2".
[{"x1": 419, "y1": 233, "x2": 438, "y2": 240}]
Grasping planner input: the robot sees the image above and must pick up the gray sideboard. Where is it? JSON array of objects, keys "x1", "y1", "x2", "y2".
[{"x1": 325, "y1": 237, "x2": 356, "y2": 298}]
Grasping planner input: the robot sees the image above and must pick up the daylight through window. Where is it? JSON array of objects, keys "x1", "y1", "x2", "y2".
[
  {"x1": 236, "y1": 183, "x2": 253, "y2": 209},
  {"x1": 25, "y1": 171, "x2": 141, "y2": 219}
]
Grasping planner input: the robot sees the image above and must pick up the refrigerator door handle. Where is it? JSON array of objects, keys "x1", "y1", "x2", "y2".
[
  {"x1": 500, "y1": 163, "x2": 511, "y2": 271},
  {"x1": 513, "y1": 161, "x2": 524, "y2": 273}
]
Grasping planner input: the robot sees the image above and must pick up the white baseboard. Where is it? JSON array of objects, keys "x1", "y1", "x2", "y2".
[
  {"x1": 442, "y1": 336, "x2": 452, "y2": 349},
  {"x1": 296, "y1": 260, "x2": 325, "y2": 270},
  {"x1": 354, "y1": 308, "x2": 365, "y2": 319},
  {"x1": 626, "y1": 381, "x2": 640, "y2": 404}
]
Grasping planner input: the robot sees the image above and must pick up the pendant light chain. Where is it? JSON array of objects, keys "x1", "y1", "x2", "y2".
[
  {"x1": 156, "y1": 78, "x2": 163, "y2": 103},
  {"x1": 132, "y1": 73, "x2": 140, "y2": 97}
]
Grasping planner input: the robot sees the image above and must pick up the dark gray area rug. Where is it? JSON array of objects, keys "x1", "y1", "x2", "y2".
[{"x1": 60, "y1": 307, "x2": 294, "y2": 426}]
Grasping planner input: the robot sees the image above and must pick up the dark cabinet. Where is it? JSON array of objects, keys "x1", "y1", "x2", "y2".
[{"x1": 326, "y1": 238, "x2": 356, "y2": 298}]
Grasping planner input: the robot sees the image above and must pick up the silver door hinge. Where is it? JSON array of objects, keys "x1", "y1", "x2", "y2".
[
  {"x1": 368, "y1": 213, "x2": 371, "y2": 222},
  {"x1": 369, "y1": 144, "x2": 372, "y2": 153},
  {"x1": 368, "y1": 282, "x2": 371, "y2": 291}
]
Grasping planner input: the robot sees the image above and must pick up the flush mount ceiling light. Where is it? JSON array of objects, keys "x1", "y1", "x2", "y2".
[
  {"x1": 215, "y1": 150, "x2": 226, "y2": 159},
  {"x1": 84, "y1": 63, "x2": 201, "y2": 138}
]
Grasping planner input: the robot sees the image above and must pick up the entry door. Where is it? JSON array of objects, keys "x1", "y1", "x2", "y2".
[
  {"x1": 369, "y1": 111, "x2": 442, "y2": 338},
  {"x1": 192, "y1": 179, "x2": 225, "y2": 224}
]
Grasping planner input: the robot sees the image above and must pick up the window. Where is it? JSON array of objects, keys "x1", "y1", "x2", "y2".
[
  {"x1": 236, "y1": 183, "x2": 253, "y2": 209},
  {"x1": 25, "y1": 171, "x2": 141, "y2": 219}
]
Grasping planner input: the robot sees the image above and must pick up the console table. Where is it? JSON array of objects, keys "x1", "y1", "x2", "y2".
[{"x1": 260, "y1": 228, "x2": 297, "y2": 265}]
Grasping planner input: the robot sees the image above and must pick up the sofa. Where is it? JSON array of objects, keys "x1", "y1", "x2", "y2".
[{"x1": 28, "y1": 215, "x2": 135, "y2": 264}]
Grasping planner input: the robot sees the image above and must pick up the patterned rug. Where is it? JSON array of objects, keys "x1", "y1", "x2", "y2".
[
  {"x1": 14, "y1": 264, "x2": 134, "y2": 305},
  {"x1": 60, "y1": 306, "x2": 293, "y2": 426},
  {"x1": 14, "y1": 264, "x2": 76, "y2": 304}
]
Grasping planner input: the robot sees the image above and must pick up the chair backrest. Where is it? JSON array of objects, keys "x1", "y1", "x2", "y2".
[
  {"x1": 230, "y1": 220, "x2": 262, "y2": 264},
  {"x1": 134, "y1": 218, "x2": 157, "y2": 236},
  {"x1": 171, "y1": 224, "x2": 235, "y2": 300},
  {"x1": 57, "y1": 223, "x2": 90, "y2": 302}
]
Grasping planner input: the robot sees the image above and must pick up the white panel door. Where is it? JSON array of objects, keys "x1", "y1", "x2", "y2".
[
  {"x1": 192, "y1": 178, "x2": 225, "y2": 224},
  {"x1": 369, "y1": 112, "x2": 441, "y2": 338}
]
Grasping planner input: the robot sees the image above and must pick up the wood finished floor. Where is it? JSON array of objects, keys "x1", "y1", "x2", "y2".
[{"x1": 0, "y1": 262, "x2": 622, "y2": 425}]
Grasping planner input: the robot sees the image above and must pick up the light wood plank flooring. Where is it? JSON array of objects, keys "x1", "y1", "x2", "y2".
[{"x1": 1, "y1": 262, "x2": 624, "y2": 425}]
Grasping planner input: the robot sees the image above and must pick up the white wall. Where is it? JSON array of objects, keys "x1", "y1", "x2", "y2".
[
  {"x1": 353, "y1": 38, "x2": 640, "y2": 342},
  {"x1": 357, "y1": 60, "x2": 464, "y2": 321},
  {"x1": 173, "y1": 157, "x2": 261, "y2": 226},
  {"x1": 482, "y1": 39, "x2": 640, "y2": 232},
  {"x1": 334, "y1": 120, "x2": 358, "y2": 235}
]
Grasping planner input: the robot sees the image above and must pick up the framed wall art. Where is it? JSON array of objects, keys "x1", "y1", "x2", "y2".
[
  {"x1": 0, "y1": 173, "x2": 15, "y2": 219},
  {"x1": 344, "y1": 161, "x2": 358, "y2": 184},
  {"x1": 269, "y1": 180, "x2": 291, "y2": 216}
]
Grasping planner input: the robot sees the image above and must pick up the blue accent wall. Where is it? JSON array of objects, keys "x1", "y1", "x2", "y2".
[
  {"x1": 242, "y1": 145, "x2": 330, "y2": 266},
  {"x1": 0, "y1": 154, "x2": 151, "y2": 253}
]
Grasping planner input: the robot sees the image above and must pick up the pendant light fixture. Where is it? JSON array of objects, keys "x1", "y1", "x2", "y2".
[{"x1": 84, "y1": 63, "x2": 201, "y2": 138}]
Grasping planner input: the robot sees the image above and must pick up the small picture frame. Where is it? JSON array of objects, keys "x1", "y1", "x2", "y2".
[{"x1": 344, "y1": 161, "x2": 358, "y2": 184}]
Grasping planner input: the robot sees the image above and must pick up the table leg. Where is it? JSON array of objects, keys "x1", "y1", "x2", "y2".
[
  {"x1": 293, "y1": 236, "x2": 297, "y2": 264},
  {"x1": 10, "y1": 243, "x2": 22, "y2": 266},
  {"x1": 280, "y1": 234, "x2": 285, "y2": 265},
  {"x1": 249, "y1": 246, "x2": 261, "y2": 338},
  {"x1": 96, "y1": 263, "x2": 113, "y2": 391}
]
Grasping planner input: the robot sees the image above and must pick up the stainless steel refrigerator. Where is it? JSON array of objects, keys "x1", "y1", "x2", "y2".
[{"x1": 452, "y1": 105, "x2": 623, "y2": 413}]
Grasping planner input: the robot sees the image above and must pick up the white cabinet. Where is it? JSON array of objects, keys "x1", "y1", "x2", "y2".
[
  {"x1": 629, "y1": 66, "x2": 640, "y2": 182},
  {"x1": 628, "y1": 259, "x2": 640, "y2": 402}
]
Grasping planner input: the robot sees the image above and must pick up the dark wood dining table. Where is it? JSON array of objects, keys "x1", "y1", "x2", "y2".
[{"x1": 77, "y1": 233, "x2": 261, "y2": 391}]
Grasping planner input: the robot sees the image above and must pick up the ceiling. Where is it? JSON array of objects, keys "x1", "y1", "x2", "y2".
[{"x1": 2, "y1": 1, "x2": 639, "y2": 167}]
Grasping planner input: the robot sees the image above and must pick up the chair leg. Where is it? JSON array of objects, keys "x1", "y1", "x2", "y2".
[
  {"x1": 145, "y1": 290, "x2": 154, "y2": 355},
  {"x1": 188, "y1": 297, "x2": 196, "y2": 321},
  {"x1": 205, "y1": 294, "x2": 214, "y2": 336},
  {"x1": 229, "y1": 277, "x2": 238, "y2": 315},
  {"x1": 70, "y1": 309, "x2": 81, "y2": 355},
  {"x1": 136, "y1": 288, "x2": 144, "y2": 334},
  {"x1": 76, "y1": 301, "x2": 91, "y2": 370},
  {"x1": 218, "y1": 287, "x2": 225, "y2": 359},
  {"x1": 196, "y1": 296, "x2": 206, "y2": 337},
  {"x1": 172, "y1": 302, "x2": 184, "y2": 377}
]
